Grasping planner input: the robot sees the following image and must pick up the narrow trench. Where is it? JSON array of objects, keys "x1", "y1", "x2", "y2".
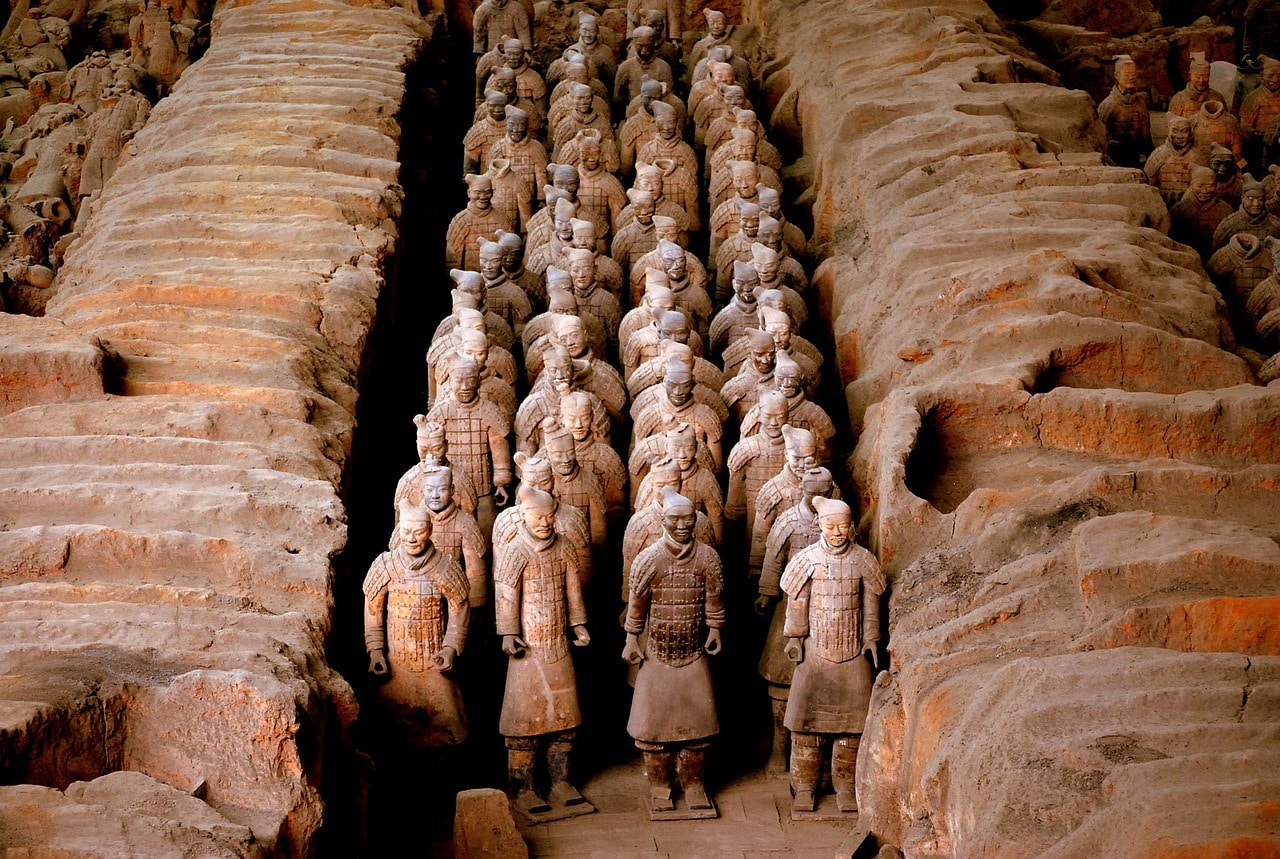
[{"x1": 324, "y1": 13, "x2": 873, "y2": 855}]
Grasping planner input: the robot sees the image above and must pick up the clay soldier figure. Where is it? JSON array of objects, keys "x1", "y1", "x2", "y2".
[
  {"x1": 428, "y1": 305, "x2": 518, "y2": 403},
  {"x1": 523, "y1": 279, "x2": 607, "y2": 375},
  {"x1": 713, "y1": 201, "x2": 760, "y2": 300},
  {"x1": 619, "y1": 79, "x2": 665, "y2": 177},
  {"x1": 446, "y1": 173, "x2": 512, "y2": 272},
  {"x1": 364, "y1": 500, "x2": 470, "y2": 746},
  {"x1": 656, "y1": 238, "x2": 712, "y2": 339},
  {"x1": 626, "y1": 0, "x2": 680, "y2": 44},
  {"x1": 688, "y1": 8, "x2": 735, "y2": 80},
  {"x1": 129, "y1": 0, "x2": 192, "y2": 93},
  {"x1": 478, "y1": 67, "x2": 544, "y2": 139},
  {"x1": 488, "y1": 107, "x2": 548, "y2": 206},
  {"x1": 498, "y1": 455, "x2": 592, "y2": 575},
  {"x1": 755, "y1": 466, "x2": 838, "y2": 774},
  {"x1": 620, "y1": 278, "x2": 674, "y2": 364},
  {"x1": 782, "y1": 497, "x2": 885, "y2": 814},
  {"x1": 1193, "y1": 100, "x2": 1246, "y2": 168},
  {"x1": 575, "y1": 138, "x2": 628, "y2": 238},
  {"x1": 629, "y1": 337, "x2": 728, "y2": 424},
  {"x1": 426, "y1": 355, "x2": 513, "y2": 533},
  {"x1": 710, "y1": 161, "x2": 763, "y2": 260},
  {"x1": 623, "y1": 487, "x2": 724, "y2": 817},
  {"x1": 528, "y1": 196, "x2": 581, "y2": 278},
  {"x1": 473, "y1": 0, "x2": 531, "y2": 55},
  {"x1": 614, "y1": 27, "x2": 674, "y2": 118},
  {"x1": 756, "y1": 305, "x2": 818, "y2": 388},
  {"x1": 723, "y1": 297, "x2": 822, "y2": 378},
  {"x1": 553, "y1": 84, "x2": 616, "y2": 162},
  {"x1": 541, "y1": 417, "x2": 608, "y2": 555},
  {"x1": 629, "y1": 216, "x2": 707, "y2": 302},
  {"x1": 749, "y1": 425, "x2": 843, "y2": 574},
  {"x1": 756, "y1": 213, "x2": 810, "y2": 294},
  {"x1": 742, "y1": 353, "x2": 836, "y2": 460},
  {"x1": 496, "y1": 229, "x2": 544, "y2": 309},
  {"x1": 635, "y1": 421, "x2": 724, "y2": 543},
  {"x1": 709, "y1": 127, "x2": 781, "y2": 212},
  {"x1": 618, "y1": 163, "x2": 691, "y2": 244},
  {"x1": 689, "y1": 56, "x2": 734, "y2": 131},
  {"x1": 710, "y1": 260, "x2": 762, "y2": 352},
  {"x1": 650, "y1": 156, "x2": 701, "y2": 233},
  {"x1": 496, "y1": 485, "x2": 593, "y2": 817},
  {"x1": 465, "y1": 91, "x2": 509, "y2": 175},
  {"x1": 1241, "y1": 56, "x2": 1280, "y2": 164},
  {"x1": 516, "y1": 345, "x2": 611, "y2": 454},
  {"x1": 549, "y1": 57, "x2": 610, "y2": 125},
  {"x1": 636, "y1": 7, "x2": 681, "y2": 73},
  {"x1": 757, "y1": 185, "x2": 808, "y2": 260},
  {"x1": 485, "y1": 39, "x2": 546, "y2": 115},
  {"x1": 566, "y1": 246, "x2": 623, "y2": 355},
  {"x1": 437, "y1": 327, "x2": 517, "y2": 423},
  {"x1": 1144, "y1": 115, "x2": 1207, "y2": 206},
  {"x1": 1170, "y1": 165, "x2": 1234, "y2": 258},
  {"x1": 1210, "y1": 144, "x2": 1244, "y2": 209},
  {"x1": 1169, "y1": 53, "x2": 1228, "y2": 119},
  {"x1": 1208, "y1": 233, "x2": 1276, "y2": 317},
  {"x1": 1096, "y1": 54, "x2": 1150, "y2": 169},
  {"x1": 708, "y1": 108, "x2": 782, "y2": 179},
  {"x1": 1213, "y1": 173, "x2": 1280, "y2": 251},
  {"x1": 611, "y1": 188, "x2": 659, "y2": 273},
  {"x1": 440, "y1": 269, "x2": 516, "y2": 349},
  {"x1": 398, "y1": 416, "x2": 479, "y2": 520},
  {"x1": 751, "y1": 244, "x2": 808, "y2": 326},
  {"x1": 625, "y1": 78, "x2": 688, "y2": 130},
  {"x1": 416, "y1": 465, "x2": 489, "y2": 613},
  {"x1": 722, "y1": 327, "x2": 778, "y2": 422},
  {"x1": 727, "y1": 388, "x2": 790, "y2": 543},
  {"x1": 568, "y1": 13, "x2": 616, "y2": 88},
  {"x1": 479, "y1": 238, "x2": 533, "y2": 340},
  {"x1": 622, "y1": 459, "x2": 716, "y2": 595},
  {"x1": 624, "y1": 298, "x2": 687, "y2": 380},
  {"x1": 630, "y1": 324, "x2": 723, "y2": 391},
  {"x1": 555, "y1": 389, "x2": 627, "y2": 518},
  {"x1": 557, "y1": 125, "x2": 623, "y2": 178},
  {"x1": 637, "y1": 102, "x2": 699, "y2": 193},
  {"x1": 632, "y1": 357, "x2": 725, "y2": 472},
  {"x1": 486, "y1": 158, "x2": 534, "y2": 233},
  {"x1": 548, "y1": 314, "x2": 628, "y2": 422}
]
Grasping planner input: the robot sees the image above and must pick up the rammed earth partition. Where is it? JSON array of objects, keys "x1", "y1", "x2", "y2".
[
  {"x1": 0, "y1": 0, "x2": 431, "y2": 853},
  {"x1": 742, "y1": 0, "x2": 1280, "y2": 855}
]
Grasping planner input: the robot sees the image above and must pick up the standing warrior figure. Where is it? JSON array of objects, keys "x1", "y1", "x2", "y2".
[
  {"x1": 418, "y1": 465, "x2": 489, "y2": 612},
  {"x1": 614, "y1": 26, "x2": 673, "y2": 117},
  {"x1": 496, "y1": 486, "x2": 593, "y2": 817},
  {"x1": 472, "y1": 0, "x2": 531, "y2": 55},
  {"x1": 754, "y1": 466, "x2": 838, "y2": 774},
  {"x1": 749, "y1": 425, "x2": 841, "y2": 575},
  {"x1": 623, "y1": 487, "x2": 725, "y2": 816},
  {"x1": 552, "y1": 389, "x2": 627, "y2": 518},
  {"x1": 364, "y1": 500, "x2": 470, "y2": 746},
  {"x1": 631, "y1": 357, "x2": 724, "y2": 472},
  {"x1": 781, "y1": 497, "x2": 885, "y2": 814},
  {"x1": 726, "y1": 388, "x2": 790, "y2": 537},
  {"x1": 635, "y1": 421, "x2": 724, "y2": 543},
  {"x1": 543, "y1": 417, "x2": 608, "y2": 558},
  {"x1": 426, "y1": 355, "x2": 513, "y2": 533},
  {"x1": 488, "y1": 106, "x2": 548, "y2": 205},
  {"x1": 497, "y1": 454, "x2": 592, "y2": 575},
  {"x1": 446, "y1": 173, "x2": 512, "y2": 272},
  {"x1": 1169, "y1": 53, "x2": 1228, "y2": 119},
  {"x1": 396, "y1": 416, "x2": 479, "y2": 520},
  {"x1": 1096, "y1": 54, "x2": 1151, "y2": 169}
]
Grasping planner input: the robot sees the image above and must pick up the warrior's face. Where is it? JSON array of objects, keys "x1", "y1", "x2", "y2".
[
  {"x1": 423, "y1": 473, "x2": 452, "y2": 512},
  {"x1": 820, "y1": 514, "x2": 852, "y2": 549},
  {"x1": 399, "y1": 518, "x2": 432, "y2": 555}
]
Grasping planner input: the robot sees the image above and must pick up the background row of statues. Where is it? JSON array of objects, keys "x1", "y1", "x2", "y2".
[
  {"x1": 0, "y1": 0, "x2": 209, "y2": 313},
  {"x1": 361, "y1": 4, "x2": 886, "y2": 822},
  {"x1": 1099, "y1": 52, "x2": 1280, "y2": 381}
]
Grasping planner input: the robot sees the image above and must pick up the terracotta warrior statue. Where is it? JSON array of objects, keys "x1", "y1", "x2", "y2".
[
  {"x1": 416, "y1": 465, "x2": 489, "y2": 614},
  {"x1": 473, "y1": 0, "x2": 531, "y2": 55},
  {"x1": 740, "y1": 352, "x2": 836, "y2": 461},
  {"x1": 544, "y1": 313, "x2": 628, "y2": 425},
  {"x1": 709, "y1": 160, "x2": 763, "y2": 260},
  {"x1": 621, "y1": 458, "x2": 715, "y2": 597},
  {"x1": 614, "y1": 26, "x2": 673, "y2": 117},
  {"x1": 631, "y1": 356, "x2": 724, "y2": 472},
  {"x1": 722, "y1": 327, "x2": 779, "y2": 425},
  {"x1": 553, "y1": 389, "x2": 627, "y2": 519},
  {"x1": 629, "y1": 216, "x2": 707, "y2": 302},
  {"x1": 1144, "y1": 115, "x2": 1207, "y2": 205},
  {"x1": 1169, "y1": 53, "x2": 1228, "y2": 119},
  {"x1": 1096, "y1": 54, "x2": 1150, "y2": 169},
  {"x1": 488, "y1": 106, "x2": 548, "y2": 205},
  {"x1": 542, "y1": 417, "x2": 608, "y2": 557},
  {"x1": 1212, "y1": 173, "x2": 1280, "y2": 251},
  {"x1": 619, "y1": 79, "x2": 665, "y2": 176},
  {"x1": 1170, "y1": 164, "x2": 1233, "y2": 258},
  {"x1": 754, "y1": 466, "x2": 837, "y2": 774},
  {"x1": 635, "y1": 421, "x2": 724, "y2": 542},
  {"x1": 426, "y1": 355, "x2": 513, "y2": 533},
  {"x1": 496, "y1": 485, "x2": 592, "y2": 816},
  {"x1": 479, "y1": 238, "x2": 533, "y2": 340},
  {"x1": 781, "y1": 497, "x2": 884, "y2": 814},
  {"x1": 709, "y1": 259, "x2": 761, "y2": 352},
  {"x1": 364, "y1": 499, "x2": 470, "y2": 746},
  {"x1": 465, "y1": 90, "x2": 508, "y2": 175},
  {"x1": 516, "y1": 344, "x2": 611, "y2": 454},
  {"x1": 749, "y1": 424, "x2": 842, "y2": 575},
  {"x1": 629, "y1": 338, "x2": 728, "y2": 430},
  {"x1": 446, "y1": 172, "x2": 513, "y2": 272},
  {"x1": 397, "y1": 416, "x2": 479, "y2": 519},
  {"x1": 486, "y1": 158, "x2": 534, "y2": 234},
  {"x1": 611, "y1": 188, "x2": 659, "y2": 273},
  {"x1": 497, "y1": 453, "x2": 592, "y2": 574},
  {"x1": 496, "y1": 229, "x2": 543, "y2": 309},
  {"x1": 623, "y1": 487, "x2": 725, "y2": 816},
  {"x1": 435, "y1": 327, "x2": 517, "y2": 422},
  {"x1": 427, "y1": 304, "x2": 517, "y2": 404}
]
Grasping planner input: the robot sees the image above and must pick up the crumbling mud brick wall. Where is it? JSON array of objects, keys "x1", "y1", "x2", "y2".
[
  {"x1": 744, "y1": 0, "x2": 1280, "y2": 855},
  {"x1": 0, "y1": 0, "x2": 430, "y2": 853}
]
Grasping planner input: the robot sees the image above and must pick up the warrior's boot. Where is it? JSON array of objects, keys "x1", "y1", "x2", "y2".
[
  {"x1": 642, "y1": 748, "x2": 675, "y2": 811},
  {"x1": 766, "y1": 696, "x2": 789, "y2": 775},
  {"x1": 832, "y1": 735, "x2": 859, "y2": 813},
  {"x1": 677, "y1": 745, "x2": 712, "y2": 810},
  {"x1": 789, "y1": 732, "x2": 822, "y2": 812},
  {"x1": 546, "y1": 734, "x2": 586, "y2": 806},
  {"x1": 508, "y1": 745, "x2": 550, "y2": 814}
]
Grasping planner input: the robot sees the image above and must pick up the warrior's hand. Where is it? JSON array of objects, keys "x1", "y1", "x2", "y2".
[
  {"x1": 368, "y1": 649, "x2": 389, "y2": 675},
  {"x1": 432, "y1": 645, "x2": 456, "y2": 671},
  {"x1": 863, "y1": 644, "x2": 879, "y2": 670},
  {"x1": 493, "y1": 484, "x2": 510, "y2": 506},
  {"x1": 621, "y1": 633, "x2": 645, "y2": 664},
  {"x1": 502, "y1": 634, "x2": 527, "y2": 656},
  {"x1": 753, "y1": 594, "x2": 776, "y2": 616},
  {"x1": 572, "y1": 624, "x2": 590, "y2": 647},
  {"x1": 704, "y1": 628, "x2": 722, "y2": 655},
  {"x1": 784, "y1": 638, "x2": 804, "y2": 663}
]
